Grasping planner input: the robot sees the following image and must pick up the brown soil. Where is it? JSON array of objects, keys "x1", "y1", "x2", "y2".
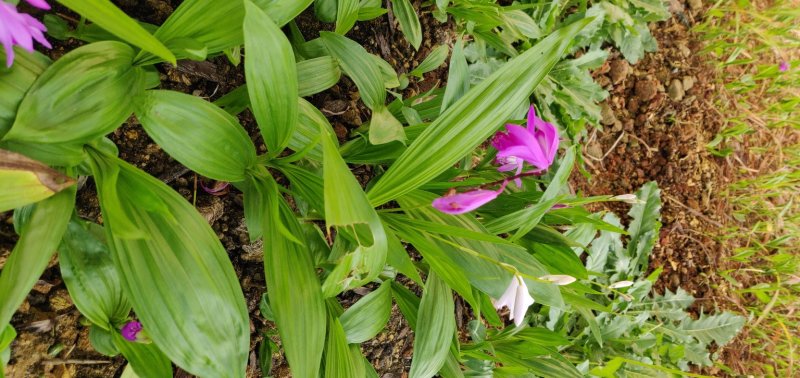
[{"x1": 0, "y1": 0, "x2": 759, "y2": 377}]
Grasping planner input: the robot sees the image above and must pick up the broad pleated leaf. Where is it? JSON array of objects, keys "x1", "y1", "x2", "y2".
[
  {"x1": 441, "y1": 38, "x2": 468, "y2": 112},
  {"x1": 291, "y1": 99, "x2": 339, "y2": 162},
  {"x1": 324, "y1": 305, "x2": 365, "y2": 377},
  {"x1": 320, "y1": 32, "x2": 405, "y2": 144},
  {"x1": 391, "y1": 0, "x2": 422, "y2": 49},
  {"x1": 112, "y1": 333, "x2": 172, "y2": 378},
  {"x1": 340, "y1": 281, "x2": 392, "y2": 343},
  {"x1": 0, "y1": 48, "x2": 49, "y2": 138},
  {"x1": 320, "y1": 32, "x2": 385, "y2": 109},
  {"x1": 409, "y1": 272, "x2": 456, "y2": 378},
  {"x1": 367, "y1": 19, "x2": 592, "y2": 206},
  {"x1": 87, "y1": 150, "x2": 249, "y2": 377},
  {"x1": 59, "y1": 221, "x2": 130, "y2": 329},
  {"x1": 245, "y1": 0, "x2": 298, "y2": 157},
  {"x1": 410, "y1": 45, "x2": 449, "y2": 77},
  {"x1": 134, "y1": 90, "x2": 256, "y2": 182},
  {"x1": 4, "y1": 42, "x2": 141, "y2": 145},
  {"x1": 314, "y1": 0, "x2": 338, "y2": 22},
  {"x1": 139, "y1": 0, "x2": 312, "y2": 63},
  {"x1": 56, "y1": 0, "x2": 175, "y2": 64},
  {"x1": 0, "y1": 186, "x2": 74, "y2": 329},
  {"x1": 0, "y1": 150, "x2": 75, "y2": 212},
  {"x1": 321, "y1": 123, "x2": 388, "y2": 295},
  {"x1": 335, "y1": 0, "x2": 359, "y2": 34},
  {"x1": 258, "y1": 175, "x2": 326, "y2": 378}
]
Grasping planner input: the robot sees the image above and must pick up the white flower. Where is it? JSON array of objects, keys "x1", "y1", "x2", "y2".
[
  {"x1": 609, "y1": 280, "x2": 635, "y2": 289},
  {"x1": 492, "y1": 275, "x2": 535, "y2": 327},
  {"x1": 611, "y1": 194, "x2": 642, "y2": 204},
  {"x1": 539, "y1": 274, "x2": 576, "y2": 285}
]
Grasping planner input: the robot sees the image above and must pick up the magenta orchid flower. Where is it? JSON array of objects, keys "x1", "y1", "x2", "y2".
[
  {"x1": 0, "y1": 0, "x2": 51, "y2": 67},
  {"x1": 432, "y1": 181, "x2": 507, "y2": 214},
  {"x1": 492, "y1": 275, "x2": 534, "y2": 327},
  {"x1": 121, "y1": 321, "x2": 143, "y2": 342},
  {"x1": 492, "y1": 106, "x2": 560, "y2": 186},
  {"x1": 779, "y1": 61, "x2": 789, "y2": 72}
]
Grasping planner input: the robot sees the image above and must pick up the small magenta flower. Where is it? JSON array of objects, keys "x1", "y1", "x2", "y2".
[
  {"x1": 0, "y1": 0, "x2": 51, "y2": 67},
  {"x1": 492, "y1": 275, "x2": 534, "y2": 327},
  {"x1": 121, "y1": 321, "x2": 143, "y2": 342},
  {"x1": 432, "y1": 181, "x2": 507, "y2": 214},
  {"x1": 492, "y1": 106, "x2": 560, "y2": 186},
  {"x1": 779, "y1": 61, "x2": 789, "y2": 72}
]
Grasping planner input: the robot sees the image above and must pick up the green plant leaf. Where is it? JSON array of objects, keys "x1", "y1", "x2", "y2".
[
  {"x1": 324, "y1": 304, "x2": 365, "y2": 377},
  {"x1": 391, "y1": 0, "x2": 422, "y2": 49},
  {"x1": 112, "y1": 332, "x2": 172, "y2": 378},
  {"x1": 89, "y1": 325, "x2": 119, "y2": 356},
  {"x1": 320, "y1": 32, "x2": 405, "y2": 144},
  {"x1": 139, "y1": 0, "x2": 312, "y2": 63},
  {"x1": 59, "y1": 221, "x2": 130, "y2": 329},
  {"x1": 56, "y1": 0, "x2": 176, "y2": 64},
  {"x1": 87, "y1": 150, "x2": 249, "y2": 377},
  {"x1": 367, "y1": 19, "x2": 592, "y2": 206},
  {"x1": 291, "y1": 99, "x2": 339, "y2": 162},
  {"x1": 134, "y1": 90, "x2": 257, "y2": 182},
  {"x1": 3, "y1": 42, "x2": 141, "y2": 147},
  {"x1": 409, "y1": 272, "x2": 456, "y2": 378},
  {"x1": 319, "y1": 32, "x2": 384, "y2": 108},
  {"x1": 257, "y1": 175, "x2": 326, "y2": 378},
  {"x1": 245, "y1": 0, "x2": 299, "y2": 157},
  {"x1": 0, "y1": 48, "x2": 50, "y2": 139},
  {"x1": 340, "y1": 281, "x2": 392, "y2": 343},
  {"x1": 315, "y1": 0, "x2": 338, "y2": 22},
  {"x1": 297, "y1": 56, "x2": 343, "y2": 97},
  {"x1": 626, "y1": 181, "x2": 661, "y2": 276},
  {"x1": 0, "y1": 150, "x2": 75, "y2": 212},
  {"x1": 410, "y1": 45, "x2": 449, "y2": 77},
  {"x1": 0, "y1": 185, "x2": 74, "y2": 330},
  {"x1": 321, "y1": 123, "x2": 388, "y2": 295},
  {"x1": 335, "y1": 0, "x2": 359, "y2": 34},
  {"x1": 680, "y1": 312, "x2": 746, "y2": 347}
]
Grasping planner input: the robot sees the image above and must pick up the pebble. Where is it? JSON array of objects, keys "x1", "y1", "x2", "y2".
[
  {"x1": 682, "y1": 75, "x2": 696, "y2": 91},
  {"x1": 688, "y1": 0, "x2": 703, "y2": 11},
  {"x1": 668, "y1": 79, "x2": 685, "y2": 101},
  {"x1": 609, "y1": 59, "x2": 630, "y2": 84},
  {"x1": 600, "y1": 102, "x2": 617, "y2": 126},
  {"x1": 634, "y1": 79, "x2": 658, "y2": 101}
]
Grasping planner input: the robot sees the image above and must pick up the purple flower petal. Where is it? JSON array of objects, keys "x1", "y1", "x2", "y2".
[
  {"x1": 493, "y1": 106, "x2": 560, "y2": 175},
  {"x1": 0, "y1": 2, "x2": 50, "y2": 67},
  {"x1": 779, "y1": 61, "x2": 789, "y2": 72},
  {"x1": 432, "y1": 189, "x2": 500, "y2": 214},
  {"x1": 24, "y1": 0, "x2": 51, "y2": 10},
  {"x1": 121, "y1": 321, "x2": 143, "y2": 342}
]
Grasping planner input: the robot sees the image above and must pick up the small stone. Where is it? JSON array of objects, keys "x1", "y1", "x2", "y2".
[
  {"x1": 612, "y1": 120, "x2": 623, "y2": 132},
  {"x1": 688, "y1": 0, "x2": 703, "y2": 11},
  {"x1": 668, "y1": 79, "x2": 685, "y2": 101},
  {"x1": 600, "y1": 103, "x2": 617, "y2": 126},
  {"x1": 634, "y1": 79, "x2": 657, "y2": 101},
  {"x1": 682, "y1": 75, "x2": 696, "y2": 91},
  {"x1": 609, "y1": 59, "x2": 630, "y2": 84},
  {"x1": 49, "y1": 289, "x2": 74, "y2": 312}
]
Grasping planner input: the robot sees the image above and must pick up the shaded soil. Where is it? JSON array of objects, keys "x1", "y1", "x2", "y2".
[{"x1": 0, "y1": 0, "x2": 758, "y2": 377}]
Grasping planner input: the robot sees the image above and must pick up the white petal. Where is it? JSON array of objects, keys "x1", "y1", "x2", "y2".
[
  {"x1": 540, "y1": 274, "x2": 576, "y2": 286},
  {"x1": 511, "y1": 278, "x2": 535, "y2": 326},
  {"x1": 609, "y1": 280, "x2": 635, "y2": 289},
  {"x1": 612, "y1": 194, "x2": 642, "y2": 204},
  {"x1": 493, "y1": 277, "x2": 518, "y2": 314}
]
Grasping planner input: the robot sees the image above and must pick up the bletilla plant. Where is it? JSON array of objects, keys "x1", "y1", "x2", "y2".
[
  {"x1": 0, "y1": 0, "x2": 742, "y2": 377},
  {"x1": 0, "y1": 0, "x2": 50, "y2": 67}
]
